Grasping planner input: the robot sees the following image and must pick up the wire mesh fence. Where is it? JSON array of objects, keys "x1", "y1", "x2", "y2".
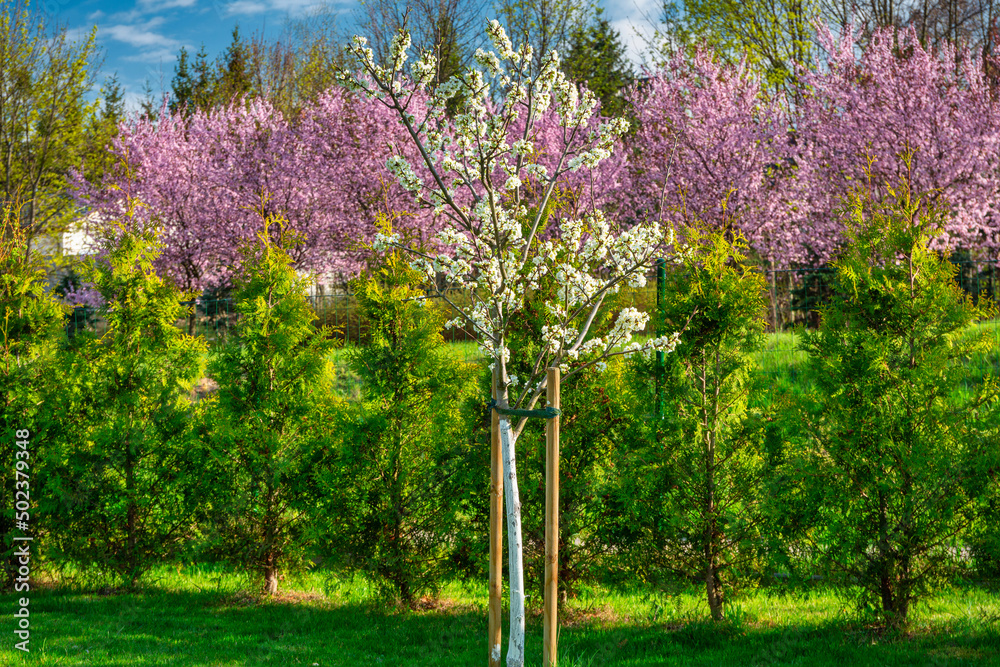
[
  {"x1": 763, "y1": 259, "x2": 1000, "y2": 332},
  {"x1": 65, "y1": 289, "x2": 490, "y2": 346},
  {"x1": 64, "y1": 259, "x2": 1000, "y2": 347}
]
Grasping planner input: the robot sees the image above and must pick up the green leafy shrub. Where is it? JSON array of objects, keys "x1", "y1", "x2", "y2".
[
  {"x1": 40, "y1": 217, "x2": 206, "y2": 587},
  {"x1": 518, "y1": 360, "x2": 641, "y2": 603},
  {"x1": 790, "y1": 158, "x2": 1000, "y2": 628},
  {"x1": 616, "y1": 225, "x2": 771, "y2": 621},
  {"x1": 0, "y1": 204, "x2": 66, "y2": 589},
  {"x1": 202, "y1": 217, "x2": 337, "y2": 596},
  {"x1": 316, "y1": 246, "x2": 475, "y2": 605}
]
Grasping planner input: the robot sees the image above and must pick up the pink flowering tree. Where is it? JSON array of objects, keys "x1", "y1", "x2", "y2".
[
  {"x1": 339, "y1": 22, "x2": 685, "y2": 667},
  {"x1": 293, "y1": 87, "x2": 441, "y2": 281},
  {"x1": 74, "y1": 102, "x2": 270, "y2": 297},
  {"x1": 794, "y1": 24, "x2": 1000, "y2": 262},
  {"x1": 624, "y1": 50, "x2": 801, "y2": 269},
  {"x1": 73, "y1": 92, "x2": 437, "y2": 298}
]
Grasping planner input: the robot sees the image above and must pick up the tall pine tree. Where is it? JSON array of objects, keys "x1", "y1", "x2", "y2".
[{"x1": 562, "y1": 7, "x2": 634, "y2": 117}]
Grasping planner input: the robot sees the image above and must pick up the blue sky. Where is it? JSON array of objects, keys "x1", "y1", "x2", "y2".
[{"x1": 46, "y1": 0, "x2": 663, "y2": 112}]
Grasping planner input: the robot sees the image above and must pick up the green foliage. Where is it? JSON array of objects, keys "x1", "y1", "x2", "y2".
[
  {"x1": 617, "y1": 225, "x2": 771, "y2": 621},
  {"x1": 318, "y1": 241, "x2": 475, "y2": 605},
  {"x1": 171, "y1": 28, "x2": 252, "y2": 115},
  {"x1": 214, "y1": 26, "x2": 253, "y2": 105},
  {"x1": 0, "y1": 0, "x2": 101, "y2": 262},
  {"x1": 442, "y1": 275, "x2": 644, "y2": 601},
  {"x1": 203, "y1": 216, "x2": 337, "y2": 595},
  {"x1": 562, "y1": 7, "x2": 635, "y2": 118},
  {"x1": 40, "y1": 213, "x2": 207, "y2": 587},
  {"x1": 521, "y1": 359, "x2": 642, "y2": 601},
  {"x1": 169, "y1": 46, "x2": 196, "y2": 116},
  {"x1": 790, "y1": 158, "x2": 1000, "y2": 628},
  {"x1": 656, "y1": 0, "x2": 818, "y2": 102},
  {"x1": 81, "y1": 73, "x2": 125, "y2": 184},
  {"x1": 0, "y1": 202, "x2": 66, "y2": 589}
]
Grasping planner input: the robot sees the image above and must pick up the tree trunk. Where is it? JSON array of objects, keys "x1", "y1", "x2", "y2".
[
  {"x1": 878, "y1": 490, "x2": 893, "y2": 622},
  {"x1": 770, "y1": 265, "x2": 779, "y2": 332},
  {"x1": 264, "y1": 558, "x2": 279, "y2": 596},
  {"x1": 703, "y1": 358, "x2": 724, "y2": 621},
  {"x1": 263, "y1": 491, "x2": 280, "y2": 596},
  {"x1": 498, "y1": 415, "x2": 525, "y2": 667},
  {"x1": 706, "y1": 554, "x2": 724, "y2": 621},
  {"x1": 704, "y1": 438, "x2": 725, "y2": 622},
  {"x1": 126, "y1": 436, "x2": 138, "y2": 586}
]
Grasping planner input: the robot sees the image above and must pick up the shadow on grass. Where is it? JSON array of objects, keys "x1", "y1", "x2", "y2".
[
  {"x1": 2, "y1": 585, "x2": 999, "y2": 666},
  {"x1": 559, "y1": 619, "x2": 1000, "y2": 667}
]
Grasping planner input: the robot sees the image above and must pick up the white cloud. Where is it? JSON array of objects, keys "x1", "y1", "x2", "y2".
[
  {"x1": 103, "y1": 18, "x2": 179, "y2": 51},
  {"x1": 612, "y1": 18, "x2": 652, "y2": 71},
  {"x1": 64, "y1": 26, "x2": 94, "y2": 43},
  {"x1": 605, "y1": 0, "x2": 666, "y2": 71},
  {"x1": 122, "y1": 47, "x2": 181, "y2": 64},
  {"x1": 268, "y1": 0, "x2": 328, "y2": 10},
  {"x1": 122, "y1": 89, "x2": 149, "y2": 114},
  {"x1": 221, "y1": 0, "x2": 327, "y2": 18},
  {"x1": 138, "y1": 0, "x2": 199, "y2": 10},
  {"x1": 222, "y1": 0, "x2": 270, "y2": 15}
]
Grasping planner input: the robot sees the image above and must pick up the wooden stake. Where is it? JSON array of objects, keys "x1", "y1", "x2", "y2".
[
  {"x1": 489, "y1": 367, "x2": 503, "y2": 667},
  {"x1": 543, "y1": 366, "x2": 561, "y2": 667}
]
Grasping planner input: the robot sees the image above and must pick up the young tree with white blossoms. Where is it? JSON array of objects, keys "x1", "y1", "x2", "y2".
[{"x1": 339, "y1": 20, "x2": 685, "y2": 667}]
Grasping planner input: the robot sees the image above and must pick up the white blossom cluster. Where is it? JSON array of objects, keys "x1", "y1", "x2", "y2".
[
  {"x1": 386, "y1": 154, "x2": 423, "y2": 196},
  {"x1": 372, "y1": 230, "x2": 401, "y2": 251},
  {"x1": 412, "y1": 52, "x2": 437, "y2": 88},
  {"x1": 340, "y1": 18, "x2": 686, "y2": 412}
]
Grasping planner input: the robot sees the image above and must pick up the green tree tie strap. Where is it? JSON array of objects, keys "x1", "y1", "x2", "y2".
[{"x1": 489, "y1": 399, "x2": 561, "y2": 419}]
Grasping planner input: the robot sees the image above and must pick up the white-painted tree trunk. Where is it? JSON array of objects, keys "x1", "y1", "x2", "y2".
[{"x1": 498, "y1": 414, "x2": 525, "y2": 667}]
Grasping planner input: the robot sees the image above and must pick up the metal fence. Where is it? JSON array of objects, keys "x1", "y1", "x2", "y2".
[
  {"x1": 64, "y1": 259, "x2": 1000, "y2": 345},
  {"x1": 762, "y1": 258, "x2": 1000, "y2": 332},
  {"x1": 66, "y1": 289, "x2": 490, "y2": 346}
]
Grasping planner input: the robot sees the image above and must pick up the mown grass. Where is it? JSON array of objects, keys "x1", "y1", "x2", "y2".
[
  {"x1": 3, "y1": 566, "x2": 1000, "y2": 666},
  {"x1": 748, "y1": 319, "x2": 1000, "y2": 408},
  {"x1": 318, "y1": 318, "x2": 1000, "y2": 403},
  {"x1": 65, "y1": 320, "x2": 1000, "y2": 665}
]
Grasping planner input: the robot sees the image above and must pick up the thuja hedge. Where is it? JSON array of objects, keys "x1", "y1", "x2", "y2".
[{"x1": 3, "y1": 189, "x2": 1000, "y2": 627}]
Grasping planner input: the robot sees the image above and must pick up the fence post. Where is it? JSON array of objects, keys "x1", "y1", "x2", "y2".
[
  {"x1": 655, "y1": 258, "x2": 665, "y2": 421},
  {"x1": 488, "y1": 365, "x2": 503, "y2": 667},
  {"x1": 543, "y1": 366, "x2": 561, "y2": 667},
  {"x1": 770, "y1": 266, "x2": 778, "y2": 332}
]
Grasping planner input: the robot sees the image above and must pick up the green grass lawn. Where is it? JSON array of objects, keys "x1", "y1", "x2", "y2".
[
  {"x1": 203, "y1": 318, "x2": 1000, "y2": 404},
  {"x1": 126, "y1": 321, "x2": 1000, "y2": 666},
  {"x1": 2, "y1": 567, "x2": 999, "y2": 666}
]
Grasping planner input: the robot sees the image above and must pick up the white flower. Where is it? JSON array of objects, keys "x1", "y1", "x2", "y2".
[
  {"x1": 387, "y1": 155, "x2": 422, "y2": 195},
  {"x1": 474, "y1": 48, "x2": 503, "y2": 77},
  {"x1": 339, "y1": 20, "x2": 687, "y2": 378},
  {"x1": 373, "y1": 231, "x2": 400, "y2": 250},
  {"x1": 413, "y1": 52, "x2": 437, "y2": 87},
  {"x1": 486, "y1": 19, "x2": 515, "y2": 60},
  {"x1": 389, "y1": 30, "x2": 411, "y2": 72},
  {"x1": 511, "y1": 139, "x2": 532, "y2": 157}
]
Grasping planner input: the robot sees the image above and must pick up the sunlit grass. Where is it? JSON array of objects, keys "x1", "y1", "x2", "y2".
[{"x1": 3, "y1": 566, "x2": 998, "y2": 666}]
